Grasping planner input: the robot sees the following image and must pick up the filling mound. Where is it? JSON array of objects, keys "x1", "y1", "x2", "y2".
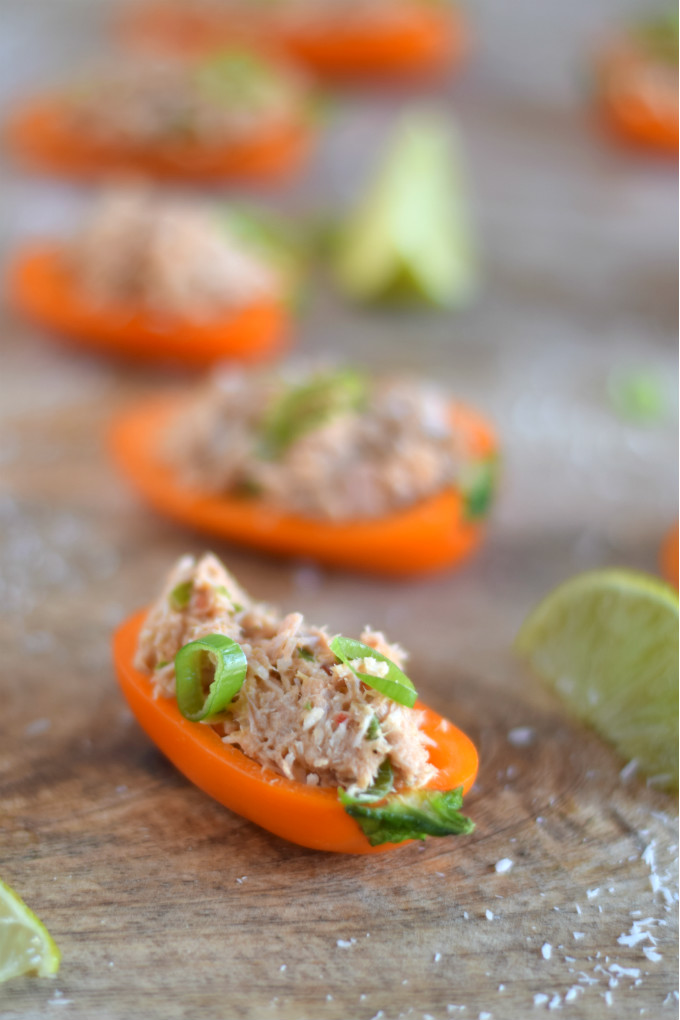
[
  {"x1": 163, "y1": 366, "x2": 470, "y2": 520},
  {"x1": 62, "y1": 50, "x2": 306, "y2": 147},
  {"x1": 65, "y1": 189, "x2": 279, "y2": 320},
  {"x1": 136, "y1": 553, "x2": 436, "y2": 795}
]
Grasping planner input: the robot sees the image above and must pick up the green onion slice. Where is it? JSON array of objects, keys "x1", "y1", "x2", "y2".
[
  {"x1": 169, "y1": 581, "x2": 193, "y2": 611},
  {"x1": 258, "y1": 369, "x2": 366, "y2": 460},
  {"x1": 329, "y1": 636, "x2": 417, "y2": 708},
  {"x1": 174, "y1": 634, "x2": 248, "y2": 723}
]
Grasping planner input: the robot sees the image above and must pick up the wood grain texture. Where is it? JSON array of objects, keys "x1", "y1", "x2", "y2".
[
  {"x1": 0, "y1": 399, "x2": 677, "y2": 1020},
  {"x1": 0, "y1": 0, "x2": 677, "y2": 1016}
]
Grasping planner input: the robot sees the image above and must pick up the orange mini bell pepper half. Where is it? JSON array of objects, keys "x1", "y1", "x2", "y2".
[
  {"x1": 594, "y1": 31, "x2": 678, "y2": 154},
  {"x1": 8, "y1": 245, "x2": 288, "y2": 367},
  {"x1": 5, "y1": 97, "x2": 311, "y2": 183},
  {"x1": 276, "y1": 3, "x2": 467, "y2": 80},
  {"x1": 113, "y1": 610, "x2": 479, "y2": 853},
  {"x1": 109, "y1": 395, "x2": 498, "y2": 576}
]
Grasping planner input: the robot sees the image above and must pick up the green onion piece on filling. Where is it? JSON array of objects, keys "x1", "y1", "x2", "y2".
[
  {"x1": 174, "y1": 634, "x2": 248, "y2": 723},
  {"x1": 349, "y1": 758, "x2": 394, "y2": 803},
  {"x1": 258, "y1": 369, "x2": 367, "y2": 460},
  {"x1": 169, "y1": 581, "x2": 193, "y2": 611},
  {"x1": 366, "y1": 715, "x2": 381, "y2": 741},
  {"x1": 329, "y1": 636, "x2": 417, "y2": 708}
]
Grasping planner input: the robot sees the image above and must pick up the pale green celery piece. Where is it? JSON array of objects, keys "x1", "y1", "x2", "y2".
[{"x1": 333, "y1": 109, "x2": 477, "y2": 308}]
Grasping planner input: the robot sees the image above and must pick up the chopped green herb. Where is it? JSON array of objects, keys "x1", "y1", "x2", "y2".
[
  {"x1": 303, "y1": 701, "x2": 312, "y2": 711},
  {"x1": 348, "y1": 759, "x2": 394, "y2": 804},
  {"x1": 330, "y1": 635, "x2": 417, "y2": 708},
  {"x1": 607, "y1": 368, "x2": 668, "y2": 425},
  {"x1": 460, "y1": 455, "x2": 498, "y2": 520},
  {"x1": 155, "y1": 660, "x2": 170, "y2": 671},
  {"x1": 214, "y1": 587, "x2": 243, "y2": 613},
  {"x1": 366, "y1": 715, "x2": 381, "y2": 741},
  {"x1": 174, "y1": 633, "x2": 248, "y2": 723},
  {"x1": 169, "y1": 580, "x2": 193, "y2": 611},
  {"x1": 297, "y1": 646, "x2": 315, "y2": 662},
  {"x1": 258, "y1": 369, "x2": 367, "y2": 460},
  {"x1": 194, "y1": 48, "x2": 277, "y2": 104},
  {"x1": 338, "y1": 785, "x2": 474, "y2": 846}
]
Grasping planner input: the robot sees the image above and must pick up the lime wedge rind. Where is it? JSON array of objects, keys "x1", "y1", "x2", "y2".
[
  {"x1": 0, "y1": 879, "x2": 61, "y2": 983},
  {"x1": 516, "y1": 569, "x2": 679, "y2": 790}
]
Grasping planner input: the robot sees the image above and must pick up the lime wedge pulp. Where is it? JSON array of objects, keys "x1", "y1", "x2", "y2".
[
  {"x1": 515, "y1": 569, "x2": 679, "y2": 789},
  {"x1": 333, "y1": 109, "x2": 476, "y2": 307},
  {"x1": 0, "y1": 879, "x2": 61, "y2": 983}
]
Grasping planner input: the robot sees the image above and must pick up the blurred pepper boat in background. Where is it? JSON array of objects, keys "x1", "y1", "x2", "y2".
[
  {"x1": 7, "y1": 187, "x2": 298, "y2": 366},
  {"x1": 119, "y1": 0, "x2": 468, "y2": 81},
  {"x1": 109, "y1": 364, "x2": 499, "y2": 575},
  {"x1": 592, "y1": 8, "x2": 678, "y2": 154},
  {"x1": 5, "y1": 47, "x2": 314, "y2": 182}
]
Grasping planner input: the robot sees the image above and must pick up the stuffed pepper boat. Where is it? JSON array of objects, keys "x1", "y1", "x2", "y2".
[
  {"x1": 120, "y1": 0, "x2": 468, "y2": 80},
  {"x1": 110, "y1": 365, "x2": 498, "y2": 575},
  {"x1": 8, "y1": 188, "x2": 293, "y2": 366},
  {"x1": 5, "y1": 48, "x2": 312, "y2": 182},
  {"x1": 113, "y1": 553, "x2": 479, "y2": 853},
  {"x1": 593, "y1": 9, "x2": 678, "y2": 153}
]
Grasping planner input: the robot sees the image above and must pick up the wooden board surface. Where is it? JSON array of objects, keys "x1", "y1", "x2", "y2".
[{"x1": 0, "y1": 0, "x2": 678, "y2": 1017}]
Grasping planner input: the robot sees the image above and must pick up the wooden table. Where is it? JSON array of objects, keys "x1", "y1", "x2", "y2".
[{"x1": 1, "y1": 1, "x2": 677, "y2": 1017}]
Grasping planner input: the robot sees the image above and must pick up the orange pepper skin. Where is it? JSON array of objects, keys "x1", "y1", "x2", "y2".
[
  {"x1": 8, "y1": 246, "x2": 288, "y2": 368},
  {"x1": 5, "y1": 97, "x2": 312, "y2": 183},
  {"x1": 276, "y1": 4, "x2": 467, "y2": 80},
  {"x1": 113, "y1": 610, "x2": 479, "y2": 854},
  {"x1": 109, "y1": 395, "x2": 498, "y2": 577},
  {"x1": 661, "y1": 524, "x2": 679, "y2": 589}
]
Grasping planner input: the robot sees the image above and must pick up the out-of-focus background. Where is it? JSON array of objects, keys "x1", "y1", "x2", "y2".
[{"x1": 0, "y1": 1, "x2": 677, "y2": 1018}]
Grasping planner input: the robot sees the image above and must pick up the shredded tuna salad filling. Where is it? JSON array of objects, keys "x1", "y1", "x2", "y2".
[
  {"x1": 65, "y1": 189, "x2": 279, "y2": 320},
  {"x1": 62, "y1": 52, "x2": 305, "y2": 146},
  {"x1": 136, "y1": 553, "x2": 436, "y2": 794},
  {"x1": 163, "y1": 366, "x2": 469, "y2": 520}
]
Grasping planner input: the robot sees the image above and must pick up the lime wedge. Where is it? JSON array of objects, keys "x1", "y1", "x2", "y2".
[
  {"x1": 333, "y1": 109, "x2": 476, "y2": 307},
  {"x1": 515, "y1": 570, "x2": 679, "y2": 789},
  {"x1": 0, "y1": 879, "x2": 61, "y2": 983}
]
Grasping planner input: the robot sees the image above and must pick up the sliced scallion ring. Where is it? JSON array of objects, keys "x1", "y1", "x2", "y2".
[
  {"x1": 329, "y1": 636, "x2": 417, "y2": 708},
  {"x1": 175, "y1": 634, "x2": 248, "y2": 722}
]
